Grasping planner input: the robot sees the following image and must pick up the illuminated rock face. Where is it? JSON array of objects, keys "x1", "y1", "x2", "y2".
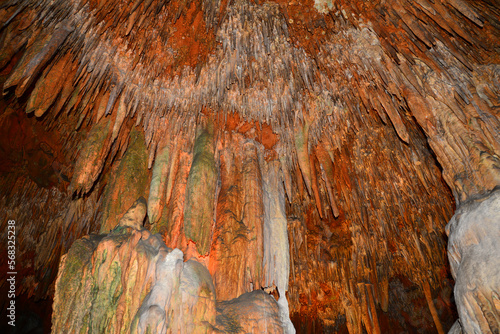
[
  {"x1": 0, "y1": 0, "x2": 499, "y2": 333},
  {"x1": 52, "y1": 200, "x2": 287, "y2": 334},
  {"x1": 446, "y1": 190, "x2": 500, "y2": 333}
]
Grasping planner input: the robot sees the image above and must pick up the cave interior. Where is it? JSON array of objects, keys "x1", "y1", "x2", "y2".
[{"x1": 0, "y1": 0, "x2": 499, "y2": 333}]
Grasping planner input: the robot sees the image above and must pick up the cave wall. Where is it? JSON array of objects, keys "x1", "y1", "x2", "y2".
[{"x1": 0, "y1": 0, "x2": 499, "y2": 333}]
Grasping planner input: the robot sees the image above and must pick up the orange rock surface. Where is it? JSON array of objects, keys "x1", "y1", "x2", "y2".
[{"x1": 0, "y1": 0, "x2": 499, "y2": 332}]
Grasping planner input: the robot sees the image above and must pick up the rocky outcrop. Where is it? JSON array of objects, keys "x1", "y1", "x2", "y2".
[
  {"x1": 216, "y1": 290, "x2": 284, "y2": 334},
  {"x1": 52, "y1": 200, "x2": 217, "y2": 333},
  {"x1": 1, "y1": 0, "x2": 499, "y2": 332},
  {"x1": 52, "y1": 197, "x2": 293, "y2": 333},
  {"x1": 446, "y1": 189, "x2": 500, "y2": 333}
]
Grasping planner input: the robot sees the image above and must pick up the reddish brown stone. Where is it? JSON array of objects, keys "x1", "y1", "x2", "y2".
[{"x1": 1, "y1": 0, "x2": 499, "y2": 332}]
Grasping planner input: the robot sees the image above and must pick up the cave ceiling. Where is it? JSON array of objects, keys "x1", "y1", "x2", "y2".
[{"x1": 0, "y1": 0, "x2": 499, "y2": 332}]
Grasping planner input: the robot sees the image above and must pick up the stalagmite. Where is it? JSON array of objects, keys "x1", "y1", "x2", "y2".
[
  {"x1": 117, "y1": 197, "x2": 147, "y2": 230},
  {"x1": 216, "y1": 290, "x2": 284, "y2": 333},
  {"x1": 53, "y1": 220, "x2": 217, "y2": 333}
]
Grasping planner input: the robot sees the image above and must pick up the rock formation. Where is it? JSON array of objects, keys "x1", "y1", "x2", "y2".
[
  {"x1": 0, "y1": 0, "x2": 498, "y2": 332},
  {"x1": 446, "y1": 190, "x2": 500, "y2": 333}
]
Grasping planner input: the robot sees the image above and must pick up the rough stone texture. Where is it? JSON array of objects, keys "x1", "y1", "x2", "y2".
[
  {"x1": 216, "y1": 290, "x2": 284, "y2": 334},
  {"x1": 448, "y1": 320, "x2": 463, "y2": 334},
  {"x1": 1, "y1": 0, "x2": 499, "y2": 332},
  {"x1": 52, "y1": 226, "x2": 217, "y2": 333},
  {"x1": 116, "y1": 197, "x2": 147, "y2": 230},
  {"x1": 100, "y1": 128, "x2": 149, "y2": 233},
  {"x1": 209, "y1": 133, "x2": 265, "y2": 301},
  {"x1": 446, "y1": 189, "x2": 500, "y2": 333}
]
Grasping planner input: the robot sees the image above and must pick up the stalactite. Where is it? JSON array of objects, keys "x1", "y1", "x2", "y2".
[
  {"x1": 262, "y1": 159, "x2": 294, "y2": 334},
  {"x1": 100, "y1": 127, "x2": 148, "y2": 233},
  {"x1": 163, "y1": 150, "x2": 192, "y2": 249},
  {"x1": 183, "y1": 118, "x2": 217, "y2": 255},
  {"x1": 25, "y1": 53, "x2": 74, "y2": 117},
  {"x1": 294, "y1": 119, "x2": 312, "y2": 197},
  {"x1": 1, "y1": 0, "x2": 499, "y2": 332},
  {"x1": 209, "y1": 133, "x2": 265, "y2": 301},
  {"x1": 147, "y1": 132, "x2": 170, "y2": 226},
  {"x1": 3, "y1": 24, "x2": 72, "y2": 98},
  {"x1": 69, "y1": 116, "x2": 113, "y2": 195},
  {"x1": 423, "y1": 279, "x2": 446, "y2": 334},
  {"x1": 240, "y1": 140, "x2": 265, "y2": 290}
]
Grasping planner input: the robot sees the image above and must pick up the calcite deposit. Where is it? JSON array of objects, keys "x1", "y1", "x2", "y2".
[
  {"x1": 52, "y1": 198, "x2": 288, "y2": 333},
  {"x1": 0, "y1": 0, "x2": 499, "y2": 332},
  {"x1": 446, "y1": 190, "x2": 500, "y2": 333}
]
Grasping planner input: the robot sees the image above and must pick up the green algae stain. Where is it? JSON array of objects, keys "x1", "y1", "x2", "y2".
[
  {"x1": 184, "y1": 121, "x2": 217, "y2": 255},
  {"x1": 100, "y1": 127, "x2": 149, "y2": 233}
]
